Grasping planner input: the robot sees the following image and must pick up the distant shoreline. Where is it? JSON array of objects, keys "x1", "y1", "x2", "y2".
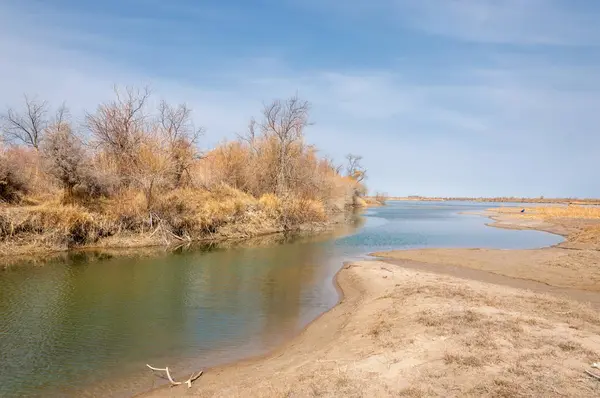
[{"x1": 389, "y1": 196, "x2": 600, "y2": 205}]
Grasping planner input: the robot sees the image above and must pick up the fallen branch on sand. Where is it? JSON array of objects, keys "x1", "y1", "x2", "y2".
[
  {"x1": 585, "y1": 369, "x2": 600, "y2": 381},
  {"x1": 585, "y1": 363, "x2": 600, "y2": 381},
  {"x1": 146, "y1": 364, "x2": 203, "y2": 388}
]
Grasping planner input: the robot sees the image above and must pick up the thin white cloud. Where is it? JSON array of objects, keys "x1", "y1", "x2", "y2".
[
  {"x1": 1, "y1": 1, "x2": 600, "y2": 196},
  {"x1": 304, "y1": 0, "x2": 600, "y2": 46},
  {"x1": 400, "y1": 0, "x2": 600, "y2": 45}
]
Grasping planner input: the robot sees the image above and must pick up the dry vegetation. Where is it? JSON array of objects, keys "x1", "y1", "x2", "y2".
[
  {"x1": 492, "y1": 205, "x2": 600, "y2": 247},
  {"x1": 393, "y1": 196, "x2": 600, "y2": 205},
  {"x1": 144, "y1": 262, "x2": 600, "y2": 398},
  {"x1": 0, "y1": 88, "x2": 368, "y2": 257},
  {"x1": 495, "y1": 205, "x2": 600, "y2": 220}
]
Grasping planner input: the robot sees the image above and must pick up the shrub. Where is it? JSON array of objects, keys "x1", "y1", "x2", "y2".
[
  {"x1": 40, "y1": 124, "x2": 88, "y2": 199},
  {"x1": 0, "y1": 149, "x2": 30, "y2": 203}
]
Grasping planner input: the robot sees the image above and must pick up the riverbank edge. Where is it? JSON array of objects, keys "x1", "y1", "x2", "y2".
[
  {"x1": 134, "y1": 258, "x2": 355, "y2": 397},
  {"x1": 136, "y1": 206, "x2": 597, "y2": 397},
  {"x1": 0, "y1": 202, "x2": 385, "y2": 267}
]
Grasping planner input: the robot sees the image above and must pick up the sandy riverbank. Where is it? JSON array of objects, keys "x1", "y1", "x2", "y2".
[
  {"x1": 142, "y1": 260, "x2": 600, "y2": 397},
  {"x1": 140, "y1": 210, "x2": 600, "y2": 397},
  {"x1": 375, "y1": 210, "x2": 600, "y2": 292}
]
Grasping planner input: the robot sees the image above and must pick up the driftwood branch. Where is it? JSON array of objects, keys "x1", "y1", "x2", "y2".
[
  {"x1": 146, "y1": 364, "x2": 203, "y2": 388},
  {"x1": 585, "y1": 369, "x2": 600, "y2": 381}
]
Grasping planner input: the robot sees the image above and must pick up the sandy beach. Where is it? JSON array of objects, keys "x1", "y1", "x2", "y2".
[{"x1": 141, "y1": 209, "x2": 600, "y2": 397}]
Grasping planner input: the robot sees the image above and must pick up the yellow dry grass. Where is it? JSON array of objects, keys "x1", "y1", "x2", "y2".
[
  {"x1": 360, "y1": 196, "x2": 386, "y2": 207},
  {"x1": 0, "y1": 184, "x2": 332, "y2": 258},
  {"x1": 494, "y1": 205, "x2": 600, "y2": 219}
]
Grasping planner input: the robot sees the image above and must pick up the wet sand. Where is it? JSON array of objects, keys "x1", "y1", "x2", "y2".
[
  {"x1": 375, "y1": 211, "x2": 600, "y2": 293},
  {"x1": 139, "y1": 210, "x2": 600, "y2": 397}
]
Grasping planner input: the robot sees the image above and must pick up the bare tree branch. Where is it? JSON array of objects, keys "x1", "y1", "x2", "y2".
[
  {"x1": 1, "y1": 95, "x2": 50, "y2": 149},
  {"x1": 85, "y1": 86, "x2": 151, "y2": 180},
  {"x1": 346, "y1": 154, "x2": 366, "y2": 182}
]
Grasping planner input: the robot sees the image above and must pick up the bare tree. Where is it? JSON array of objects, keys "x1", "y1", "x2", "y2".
[
  {"x1": 85, "y1": 86, "x2": 150, "y2": 178},
  {"x1": 260, "y1": 95, "x2": 311, "y2": 195},
  {"x1": 0, "y1": 96, "x2": 50, "y2": 149},
  {"x1": 345, "y1": 154, "x2": 366, "y2": 182},
  {"x1": 158, "y1": 100, "x2": 203, "y2": 187},
  {"x1": 40, "y1": 114, "x2": 88, "y2": 199}
]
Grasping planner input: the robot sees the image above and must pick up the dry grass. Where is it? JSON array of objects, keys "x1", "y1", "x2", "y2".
[
  {"x1": 494, "y1": 205, "x2": 600, "y2": 219},
  {"x1": 570, "y1": 225, "x2": 600, "y2": 244},
  {"x1": 0, "y1": 184, "x2": 333, "y2": 257},
  {"x1": 490, "y1": 205, "x2": 600, "y2": 246},
  {"x1": 393, "y1": 196, "x2": 600, "y2": 205},
  {"x1": 360, "y1": 196, "x2": 386, "y2": 207}
]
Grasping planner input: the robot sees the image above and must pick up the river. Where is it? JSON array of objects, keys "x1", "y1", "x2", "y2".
[{"x1": 0, "y1": 201, "x2": 563, "y2": 397}]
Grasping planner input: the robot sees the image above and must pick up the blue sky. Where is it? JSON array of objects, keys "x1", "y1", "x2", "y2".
[{"x1": 1, "y1": 0, "x2": 600, "y2": 197}]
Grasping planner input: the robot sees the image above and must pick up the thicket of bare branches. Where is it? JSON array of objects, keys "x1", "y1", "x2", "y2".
[
  {"x1": 345, "y1": 154, "x2": 366, "y2": 182},
  {"x1": 158, "y1": 100, "x2": 204, "y2": 187},
  {"x1": 0, "y1": 88, "x2": 367, "y2": 249},
  {"x1": 259, "y1": 95, "x2": 311, "y2": 196},
  {"x1": 40, "y1": 110, "x2": 88, "y2": 199},
  {"x1": 0, "y1": 148, "x2": 30, "y2": 202},
  {"x1": 85, "y1": 86, "x2": 150, "y2": 182}
]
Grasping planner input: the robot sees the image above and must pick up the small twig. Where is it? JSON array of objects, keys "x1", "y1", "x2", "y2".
[{"x1": 380, "y1": 266, "x2": 393, "y2": 273}]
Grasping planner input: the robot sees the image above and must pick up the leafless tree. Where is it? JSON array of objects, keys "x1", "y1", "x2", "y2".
[
  {"x1": 85, "y1": 86, "x2": 150, "y2": 178},
  {"x1": 158, "y1": 100, "x2": 203, "y2": 187},
  {"x1": 345, "y1": 154, "x2": 366, "y2": 182},
  {"x1": 260, "y1": 95, "x2": 311, "y2": 195},
  {"x1": 0, "y1": 95, "x2": 50, "y2": 149},
  {"x1": 40, "y1": 115, "x2": 88, "y2": 199}
]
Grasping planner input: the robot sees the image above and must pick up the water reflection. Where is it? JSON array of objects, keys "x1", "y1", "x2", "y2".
[{"x1": 0, "y1": 219, "x2": 363, "y2": 397}]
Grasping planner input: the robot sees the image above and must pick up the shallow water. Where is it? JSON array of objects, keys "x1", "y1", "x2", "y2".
[{"x1": 0, "y1": 201, "x2": 563, "y2": 397}]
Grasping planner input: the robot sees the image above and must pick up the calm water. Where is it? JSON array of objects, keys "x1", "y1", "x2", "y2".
[{"x1": 0, "y1": 201, "x2": 563, "y2": 397}]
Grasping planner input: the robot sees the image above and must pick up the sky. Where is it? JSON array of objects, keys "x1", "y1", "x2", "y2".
[{"x1": 1, "y1": 0, "x2": 599, "y2": 197}]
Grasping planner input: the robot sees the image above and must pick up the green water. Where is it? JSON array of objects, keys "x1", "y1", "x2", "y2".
[{"x1": 0, "y1": 202, "x2": 563, "y2": 397}]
